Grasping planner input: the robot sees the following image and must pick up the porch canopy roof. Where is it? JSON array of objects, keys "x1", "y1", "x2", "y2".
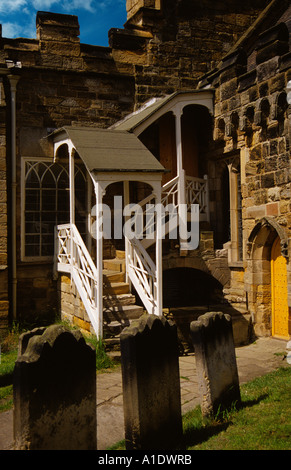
[
  {"x1": 110, "y1": 89, "x2": 214, "y2": 135},
  {"x1": 50, "y1": 125, "x2": 165, "y2": 174}
]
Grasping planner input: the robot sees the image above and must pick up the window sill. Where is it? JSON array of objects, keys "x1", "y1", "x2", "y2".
[{"x1": 228, "y1": 261, "x2": 244, "y2": 268}]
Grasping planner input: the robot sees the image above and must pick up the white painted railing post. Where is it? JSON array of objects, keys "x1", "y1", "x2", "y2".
[
  {"x1": 174, "y1": 106, "x2": 188, "y2": 251},
  {"x1": 123, "y1": 180, "x2": 131, "y2": 287},
  {"x1": 95, "y1": 183, "x2": 104, "y2": 340}
]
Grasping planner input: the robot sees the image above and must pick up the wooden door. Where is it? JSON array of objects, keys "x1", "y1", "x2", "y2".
[{"x1": 271, "y1": 237, "x2": 289, "y2": 339}]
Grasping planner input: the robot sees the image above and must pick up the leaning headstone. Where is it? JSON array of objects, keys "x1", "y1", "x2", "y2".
[
  {"x1": 13, "y1": 324, "x2": 96, "y2": 450},
  {"x1": 120, "y1": 313, "x2": 183, "y2": 450},
  {"x1": 190, "y1": 312, "x2": 241, "y2": 418}
]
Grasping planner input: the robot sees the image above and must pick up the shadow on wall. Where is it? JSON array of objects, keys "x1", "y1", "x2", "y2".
[
  {"x1": 134, "y1": 267, "x2": 254, "y2": 352},
  {"x1": 162, "y1": 268, "x2": 224, "y2": 307}
]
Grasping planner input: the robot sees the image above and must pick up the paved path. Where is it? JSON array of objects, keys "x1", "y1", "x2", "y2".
[
  {"x1": 0, "y1": 337, "x2": 289, "y2": 450},
  {"x1": 96, "y1": 337, "x2": 288, "y2": 449}
]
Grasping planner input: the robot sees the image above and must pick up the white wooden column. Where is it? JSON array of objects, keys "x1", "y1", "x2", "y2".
[
  {"x1": 86, "y1": 172, "x2": 93, "y2": 251},
  {"x1": 95, "y1": 182, "x2": 104, "y2": 340},
  {"x1": 174, "y1": 106, "x2": 185, "y2": 199},
  {"x1": 69, "y1": 144, "x2": 75, "y2": 225},
  {"x1": 174, "y1": 106, "x2": 187, "y2": 251},
  {"x1": 123, "y1": 180, "x2": 131, "y2": 287},
  {"x1": 68, "y1": 145, "x2": 75, "y2": 275}
]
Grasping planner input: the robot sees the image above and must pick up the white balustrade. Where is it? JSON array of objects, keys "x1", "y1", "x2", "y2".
[
  {"x1": 126, "y1": 235, "x2": 159, "y2": 316},
  {"x1": 185, "y1": 174, "x2": 210, "y2": 221},
  {"x1": 54, "y1": 172, "x2": 210, "y2": 338},
  {"x1": 55, "y1": 223, "x2": 99, "y2": 335}
]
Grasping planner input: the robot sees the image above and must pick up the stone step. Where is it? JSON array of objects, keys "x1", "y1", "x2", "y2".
[
  {"x1": 104, "y1": 336, "x2": 122, "y2": 351},
  {"x1": 104, "y1": 317, "x2": 139, "y2": 348},
  {"x1": 103, "y1": 292, "x2": 136, "y2": 308},
  {"x1": 103, "y1": 304, "x2": 144, "y2": 323},
  {"x1": 116, "y1": 250, "x2": 125, "y2": 259},
  {"x1": 103, "y1": 269, "x2": 125, "y2": 283},
  {"x1": 103, "y1": 258, "x2": 125, "y2": 272},
  {"x1": 103, "y1": 282, "x2": 130, "y2": 296}
]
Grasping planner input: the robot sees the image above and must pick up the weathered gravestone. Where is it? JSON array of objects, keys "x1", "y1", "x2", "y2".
[
  {"x1": 190, "y1": 312, "x2": 241, "y2": 418},
  {"x1": 120, "y1": 313, "x2": 183, "y2": 450},
  {"x1": 13, "y1": 324, "x2": 96, "y2": 450}
]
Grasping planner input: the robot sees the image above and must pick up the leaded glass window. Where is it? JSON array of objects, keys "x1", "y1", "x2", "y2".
[{"x1": 22, "y1": 159, "x2": 87, "y2": 259}]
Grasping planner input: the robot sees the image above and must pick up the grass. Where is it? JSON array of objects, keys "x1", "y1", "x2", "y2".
[
  {"x1": 85, "y1": 335, "x2": 119, "y2": 372},
  {"x1": 0, "y1": 385, "x2": 13, "y2": 412},
  {"x1": 108, "y1": 366, "x2": 291, "y2": 451},
  {"x1": 0, "y1": 325, "x2": 19, "y2": 386},
  {"x1": 183, "y1": 366, "x2": 291, "y2": 450},
  {"x1": 0, "y1": 325, "x2": 20, "y2": 411}
]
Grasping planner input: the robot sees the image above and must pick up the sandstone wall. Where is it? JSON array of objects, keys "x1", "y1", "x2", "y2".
[
  {"x1": 0, "y1": 78, "x2": 8, "y2": 336},
  {"x1": 203, "y1": 12, "x2": 291, "y2": 335},
  {"x1": 0, "y1": 3, "x2": 283, "y2": 329}
]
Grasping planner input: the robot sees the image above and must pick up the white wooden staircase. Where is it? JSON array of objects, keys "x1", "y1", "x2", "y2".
[{"x1": 55, "y1": 172, "x2": 209, "y2": 339}]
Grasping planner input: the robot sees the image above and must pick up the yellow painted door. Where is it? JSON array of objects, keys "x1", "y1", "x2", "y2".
[{"x1": 271, "y1": 237, "x2": 289, "y2": 339}]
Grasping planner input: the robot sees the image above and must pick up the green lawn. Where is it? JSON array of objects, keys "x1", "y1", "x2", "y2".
[
  {"x1": 0, "y1": 328, "x2": 19, "y2": 412},
  {"x1": 183, "y1": 367, "x2": 291, "y2": 450}
]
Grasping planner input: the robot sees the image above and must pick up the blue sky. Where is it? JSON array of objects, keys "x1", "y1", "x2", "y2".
[{"x1": 0, "y1": 0, "x2": 127, "y2": 47}]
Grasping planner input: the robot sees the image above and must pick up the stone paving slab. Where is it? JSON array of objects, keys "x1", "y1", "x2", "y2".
[{"x1": 0, "y1": 337, "x2": 288, "y2": 450}]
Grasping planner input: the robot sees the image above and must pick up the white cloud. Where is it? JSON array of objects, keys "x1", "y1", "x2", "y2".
[
  {"x1": 0, "y1": 0, "x2": 27, "y2": 14},
  {"x1": 1, "y1": 22, "x2": 24, "y2": 38},
  {"x1": 0, "y1": 0, "x2": 98, "y2": 15},
  {"x1": 98, "y1": 0, "x2": 123, "y2": 9},
  {"x1": 31, "y1": 0, "x2": 59, "y2": 9},
  {"x1": 62, "y1": 0, "x2": 96, "y2": 12},
  {"x1": 0, "y1": 0, "x2": 124, "y2": 41},
  {"x1": 31, "y1": 0, "x2": 96, "y2": 12}
]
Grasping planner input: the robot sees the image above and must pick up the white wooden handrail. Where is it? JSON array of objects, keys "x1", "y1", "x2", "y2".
[
  {"x1": 126, "y1": 235, "x2": 159, "y2": 315},
  {"x1": 55, "y1": 223, "x2": 99, "y2": 335}
]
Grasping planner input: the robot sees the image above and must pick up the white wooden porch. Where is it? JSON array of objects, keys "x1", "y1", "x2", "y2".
[{"x1": 51, "y1": 91, "x2": 213, "y2": 339}]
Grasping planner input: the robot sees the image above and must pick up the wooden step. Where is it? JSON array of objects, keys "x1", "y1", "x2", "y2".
[
  {"x1": 103, "y1": 282, "x2": 130, "y2": 296},
  {"x1": 103, "y1": 258, "x2": 125, "y2": 272}
]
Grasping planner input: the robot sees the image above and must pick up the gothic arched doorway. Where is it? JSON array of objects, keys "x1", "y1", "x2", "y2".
[
  {"x1": 271, "y1": 237, "x2": 289, "y2": 339},
  {"x1": 246, "y1": 217, "x2": 290, "y2": 338}
]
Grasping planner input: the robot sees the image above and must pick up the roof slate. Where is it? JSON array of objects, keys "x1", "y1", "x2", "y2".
[{"x1": 51, "y1": 126, "x2": 165, "y2": 173}]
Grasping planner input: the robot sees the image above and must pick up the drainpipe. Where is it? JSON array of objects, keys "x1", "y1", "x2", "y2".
[{"x1": 7, "y1": 73, "x2": 20, "y2": 321}]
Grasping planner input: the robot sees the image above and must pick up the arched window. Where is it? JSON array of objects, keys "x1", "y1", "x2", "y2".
[{"x1": 22, "y1": 159, "x2": 86, "y2": 259}]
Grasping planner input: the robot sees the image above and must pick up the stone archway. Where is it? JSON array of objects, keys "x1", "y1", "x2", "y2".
[{"x1": 246, "y1": 217, "x2": 289, "y2": 337}]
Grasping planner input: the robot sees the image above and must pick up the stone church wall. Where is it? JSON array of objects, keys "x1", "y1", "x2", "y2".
[
  {"x1": 204, "y1": 7, "x2": 291, "y2": 336},
  {"x1": 0, "y1": 1, "x2": 289, "y2": 334}
]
